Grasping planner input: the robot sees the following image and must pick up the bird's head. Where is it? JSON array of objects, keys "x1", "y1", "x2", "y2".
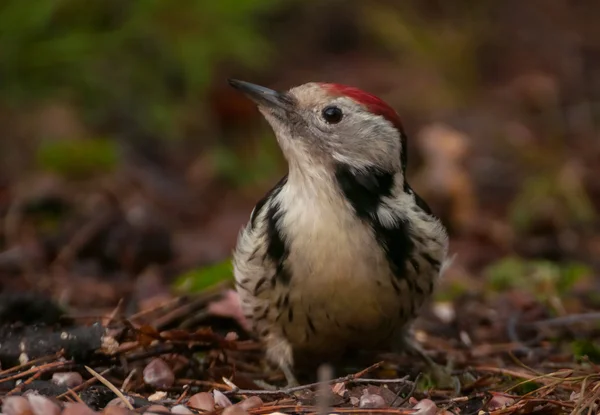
[{"x1": 228, "y1": 79, "x2": 408, "y2": 179}]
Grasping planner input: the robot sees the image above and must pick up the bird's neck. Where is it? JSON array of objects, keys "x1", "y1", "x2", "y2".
[{"x1": 284, "y1": 159, "x2": 409, "y2": 219}]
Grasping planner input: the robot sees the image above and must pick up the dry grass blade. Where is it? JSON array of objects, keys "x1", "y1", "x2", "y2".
[{"x1": 85, "y1": 365, "x2": 134, "y2": 410}]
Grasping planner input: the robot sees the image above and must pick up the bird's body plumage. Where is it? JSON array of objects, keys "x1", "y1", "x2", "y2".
[{"x1": 229, "y1": 79, "x2": 449, "y2": 382}]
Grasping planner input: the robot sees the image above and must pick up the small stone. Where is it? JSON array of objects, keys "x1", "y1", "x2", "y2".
[
  {"x1": 148, "y1": 391, "x2": 167, "y2": 402},
  {"x1": 27, "y1": 394, "x2": 61, "y2": 415},
  {"x1": 187, "y1": 392, "x2": 215, "y2": 411},
  {"x1": 143, "y1": 358, "x2": 175, "y2": 389},
  {"x1": 105, "y1": 397, "x2": 135, "y2": 408},
  {"x1": 224, "y1": 332, "x2": 239, "y2": 341},
  {"x1": 2, "y1": 396, "x2": 32, "y2": 415},
  {"x1": 62, "y1": 402, "x2": 97, "y2": 415},
  {"x1": 213, "y1": 390, "x2": 232, "y2": 408},
  {"x1": 412, "y1": 399, "x2": 438, "y2": 415},
  {"x1": 487, "y1": 395, "x2": 515, "y2": 410},
  {"x1": 359, "y1": 391, "x2": 386, "y2": 409},
  {"x1": 170, "y1": 405, "x2": 193, "y2": 414},
  {"x1": 143, "y1": 405, "x2": 169, "y2": 414},
  {"x1": 222, "y1": 406, "x2": 249, "y2": 415},
  {"x1": 52, "y1": 372, "x2": 84, "y2": 388},
  {"x1": 236, "y1": 396, "x2": 263, "y2": 411},
  {"x1": 103, "y1": 407, "x2": 134, "y2": 415}
]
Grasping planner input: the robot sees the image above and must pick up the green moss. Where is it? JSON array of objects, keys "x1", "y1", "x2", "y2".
[
  {"x1": 36, "y1": 138, "x2": 119, "y2": 178},
  {"x1": 571, "y1": 339, "x2": 600, "y2": 363},
  {"x1": 173, "y1": 259, "x2": 233, "y2": 293}
]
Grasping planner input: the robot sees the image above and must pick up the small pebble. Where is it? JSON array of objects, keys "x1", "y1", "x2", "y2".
[
  {"x1": 103, "y1": 407, "x2": 134, "y2": 415},
  {"x1": 105, "y1": 397, "x2": 134, "y2": 408},
  {"x1": 236, "y1": 396, "x2": 263, "y2": 411},
  {"x1": 62, "y1": 402, "x2": 97, "y2": 415},
  {"x1": 222, "y1": 406, "x2": 249, "y2": 415},
  {"x1": 27, "y1": 394, "x2": 61, "y2": 415},
  {"x1": 213, "y1": 390, "x2": 232, "y2": 408},
  {"x1": 187, "y1": 392, "x2": 215, "y2": 411},
  {"x1": 170, "y1": 405, "x2": 193, "y2": 414},
  {"x1": 143, "y1": 405, "x2": 169, "y2": 415},
  {"x1": 487, "y1": 395, "x2": 515, "y2": 410},
  {"x1": 148, "y1": 391, "x2": 167, "y2": 402},
  {"x1": 359, "y1": 391, "x2": 386, "y2": 409},
  {"x1": 412, "y1": 399, "x2": 438, "y2": 415},
  {"x1": 143, "y1": 358, "x2": 175, "y2": 389},
  {"x1": 52, "y1": 372, "x2": 84, "y2": 388},
  {"x1": 224, "y1": 332, "x2": 239, "y2": 341},
  {"x1": 2, "y1": 396, "x2": 32, "y2": 415}
]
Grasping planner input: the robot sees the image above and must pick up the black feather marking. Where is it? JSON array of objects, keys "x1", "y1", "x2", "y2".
[
  {"x1": 253, "y1": 276, "x2": 267, "y2": 296},
  {"x1": 307, "y1": 315, "x2": 317, "y2": 334},
  {"x1": 404, "y1": 181, "x2": 433, "y2": 215},
  {"x1": 335, "y1": 163, "x2": 414, "y2": 281},
  {"x1": 265, "y1": 200, "x2": 292, "y2": 285},
  {"x1": 255, "y1": 307, "x2": 269, "y2": 321},
  {"x1": 413, "y1": 281, "x2": 425, "y2": 296},
  {"x1": 276, "y1": 310, "x2": 284, "y2": 322},
  {"x1": 421, "y1": 252, "x2": 441, "y2": 269},
  {"x1": 287, "y1": 306, "x2": 294, "y2": 322},
  {"x1": 248, "y1": 246, "x2": 260, "y2": 262},
  {"x1": 234, "y1": 280, "x2": 250, "y2": 292},
  {"x1": 427, "y1": 279, "x2": 434, "y2": 293},
  {"x1": 400, "y1": 131, "x2": 408, "y2": 175},
  {"x1": 250, "y1": 175, "x2": 288, "y2": 229},
  {"x1": 390, "y1": 278, "x2": 401, "y2": 295},
  {"x1": 406, "y1": 278, "x2": 415, "y2": 293},
  {"x1": 374, "y1": 217, "x2": 414, "y2": 280},
  {"x1": 412, "y1": 233, "x2": 425, "y2": 245},
  {"x1": 334, "y1": 165, "x2": 394, "y2": 219},
  {"x1": 409, "y1": 258, "x2": 420, "y2": 274}
]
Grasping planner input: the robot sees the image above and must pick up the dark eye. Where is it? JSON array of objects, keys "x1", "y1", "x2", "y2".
[{"x1": 322, "y1": 106, "x2": 343, "y2": 124}]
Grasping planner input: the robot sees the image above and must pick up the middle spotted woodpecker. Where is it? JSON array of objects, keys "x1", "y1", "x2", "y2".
[{"x1": 229, "y1": 79, "x2": 449, "y2": 385}]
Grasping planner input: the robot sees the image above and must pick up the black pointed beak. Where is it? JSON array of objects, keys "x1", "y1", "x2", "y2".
[{"x1": 228, "y1": 79, "x2": 294, "y2": 111}]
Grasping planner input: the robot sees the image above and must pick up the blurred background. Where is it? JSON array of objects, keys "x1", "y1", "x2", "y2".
[{"x1": 1, "y1": 0, "x2": 599, "y2": 331}]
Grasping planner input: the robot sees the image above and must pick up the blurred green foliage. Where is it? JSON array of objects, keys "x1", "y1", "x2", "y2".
[
  {"x1": 211, "y1": 132, "x2": 284, "y2": 188},
  {"x1": 36, "y1": 138, "x2": 119, "y2": 178},
  {"x1": 511, "y1": 380, "x2": 542, "y2": 395},
  {"x1": 510, "y1": 169, "x2": 596, "y2": 231},
  {"x1": 571, "y1": 339, "x2": 600, "y2": 363},
  {"x1": 484, "y1": 256, "x2": 591, "y2": 307},
  {"x1": 173, "y1": 258, "x2": 233, "y2": 293},
  {"x1": 0, "y1": 0, "x2": 279, "y2": 138},
  {"x1": 363, "y1": 2, "x2": 486, "y2": 110}
]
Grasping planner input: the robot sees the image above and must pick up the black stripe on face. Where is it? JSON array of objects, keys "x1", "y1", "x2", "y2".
[{"x1": 335, "y1": 164, "x2": 414, "y2": 281}]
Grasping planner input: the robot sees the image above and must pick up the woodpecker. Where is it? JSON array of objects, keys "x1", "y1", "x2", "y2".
[{"x1": 229, "y1": 79, "x2": 449, "y2": 385}]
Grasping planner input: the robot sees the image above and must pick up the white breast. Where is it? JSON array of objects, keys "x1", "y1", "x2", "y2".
[{"x1": 274, "y1": 177, "x2": 402, "y2": 351}]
